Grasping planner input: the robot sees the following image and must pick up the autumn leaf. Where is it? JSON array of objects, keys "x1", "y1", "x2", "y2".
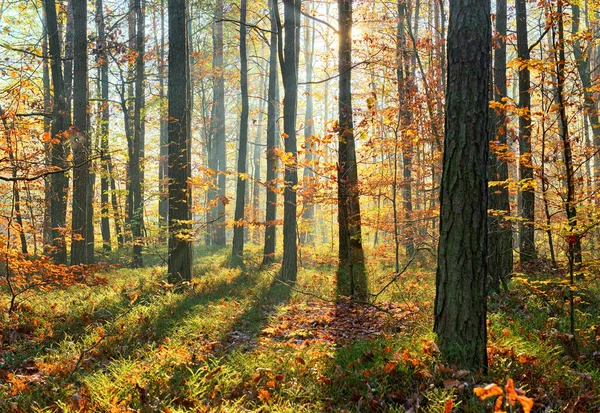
[
  {"x1": 257, "y1": 389, "x2": 271, "y2": 400},
  {"x1": 444, "y1": 399, "x2": 453, "y2": 413},
  {"x1": 474, "y1": 383, "x2": 504, "y2": 400},
  {"x1": 443, "y1": 379, "x2": 461, "y2": 389},
  {"x1": 505, "y1": 379, "x2": 534, "y2": 413},
  {"x1": 383, "y1": 361, "x2": 397, "y2": 374}
]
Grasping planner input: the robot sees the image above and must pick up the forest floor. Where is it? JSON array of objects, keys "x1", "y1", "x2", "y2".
[{"x1": 0, "y1": 245, "x2": 599, "y2": 412}]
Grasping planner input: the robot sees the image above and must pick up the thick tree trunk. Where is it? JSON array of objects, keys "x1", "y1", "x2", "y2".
[
  {"x1": 131, "y1": 0, "x2": 145, "y2": 267},
  {"x1": 487, "y1": 0, "x2": 512, "y2": 292},
  {"x1": 397, "y1": 0, "x2": 415, "y2": 258},
  {"x1": 337, "y1": 0, "x2": 366, "y2": 299},
  {"x1": 232, "y1": 0, "x2": 249, "y2": 264},
  {"x1": 64, "y1": 0, "x2": 74, "y2": 126},
  {"x1": 42, "y1": 10, "x2": 53, "y2": 249},
  {"x1": 70, "y1": 0, "x2": 89, "y2": 265},
  {"x1": 167, "y1": 0, "x2": 192, "y2": 283},
  {"x1": 44, "y1": 0, "x2": 68, "y2": 264},
  {"x1": 263, "y1": 0, "x2": 280, "y2": 265},
  {"x1": 516, "y1": 0, "x2": 537, "y2": 263},
  {"x1": 434, "y1": 0, "x2": 490, "y2": 371},
  {"x1": 280, "y1": 0, "x2": 300, "y2": 281}
]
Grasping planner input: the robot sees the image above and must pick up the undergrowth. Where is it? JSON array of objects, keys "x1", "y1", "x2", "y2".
[{"x1": 0, "y1": 244, "x2": 598, "y2": 412}]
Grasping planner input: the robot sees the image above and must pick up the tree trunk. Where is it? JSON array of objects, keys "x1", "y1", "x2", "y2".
[
  {"x1": 263, "y1": 0, "x2": 280, "y2": 265},
  {"x1": 487, "y1": 0, "x2": 512, "y2": 292},
  {"x1": 167, "y1": 0, "x2": 192, "y2": 283},
  {"x1": 97, "y1": 0, "x2": 111, "y2": 253},
  {"x1": 434, "y1": 0, "x2": 490, "y2": 371},
  {"x1": 397, "y1": 0, "x2": 415, "y2": 258},
  {"x1": 516, "y1": 0, "x2": 537, "y2": 263},
  {"x1": 64, "y1": 0, "x2": 74, "y2": 126},
  {"x1": 337, "y1": 0, "x2": 366, "y2": 299},
  {"x1": 232, "y1": 0, "x2": 249, "y2": 264},
  {"x1": 44, "y1": 0, "x2": 68, "y2": 264},
  {"x1": 280, "y1": 0, "x2": 300, "y2": 281},
  {"x1": 131, "y1": 0, "x2": 145, "y2": 267},
  {"x1": 70, "y1": 0, "x2": 89, "y2": 265}
]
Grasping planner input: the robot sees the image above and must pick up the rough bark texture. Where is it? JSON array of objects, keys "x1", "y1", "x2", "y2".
[
  {"x1": 232, "y1": 0, "x2": 249, "y2": 264},
  {"x1": 70, "y1": 0, "x2": 89, "y2": 265},
  {"x1": 263, "y1": 0, "x2": 280, "y2": 264},
  {"x1": 167, "y1": 0, "x2": 192, "y2": 283},
  {"x1": 433, "y1": 0, "x2": 490, "y2": 371},
  {"x1": 131, "y1": 0, "x2": 145, "y2": 267},
  {"x1": 488, "y1": 0, "x2": 512, "y2": 292},
  {"x1": 337, "y1": 0, "x2": 366, "y2": 298},
  {"x1": 516, "y1": 0, "x2": 537, "y2": 263},
  {"x1": 397, "y1": 0, "x2": 414, "y2": 259},
  {"x1": 280, "y1": 0, "x2": 300, "y2": 282}
]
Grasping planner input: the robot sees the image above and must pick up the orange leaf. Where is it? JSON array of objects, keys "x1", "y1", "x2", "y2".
[
  {"x1": 257, "y1": 389, "x2": 271, "y2": 400},
  {"x1": 494, "y1": 395, "x2": 504, "y2": 412},
  {"x1": 444, "y1": 399, "x2": 453, "y2": 413},
  {"x1": 474, "y1": 383, "x2": 504, "y2": 400},
  {"x1": 295, "y1": 357, "x2": 305, "y2": 365},
  {"x1": 384, "y1": 361, "x2": 397, "y2": 374}
]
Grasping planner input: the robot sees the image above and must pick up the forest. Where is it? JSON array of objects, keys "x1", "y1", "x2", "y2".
[{"x1": 0, "y1": 0, "x2": 599, "y2": 411}]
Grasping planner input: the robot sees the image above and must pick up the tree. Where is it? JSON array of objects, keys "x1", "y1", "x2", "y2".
[
  {"x1": 263, "y1": 0, "x2": 280, "y2": 265},
  {"x1": 516, "y1": 0, "x2": 537, "y2": 263},
  {"x1": 337, "y1": 0, "x2": 366, "y2": 298},
  {"x1": 433, "y1": 0, "x2": 490, "y2": 370},
  {"x1": 70, "y1": 0, "x2": 90, "y2": 265},
  {"x1": 488, "y1": 0, "x2": 512, "y2": 291},
  {"x1": 167, "y1": 0, "x2": 192, "y2": 283},
  {"x1": 211, "y1": 0, "x2": 227, "y2": 246},
  {"x1": 96, "y1": 0, "x2": 111, "y2": 253},
  {"x1": 280, "y1": 0, "x2": 300, "y2": 281},
  {"x1": 44, "y1": 0, "x2": 68, "y2": 265},
  {"x1": 131, "y1": 0, "x2": 146, "y2": 267},
  {"x1": 231, "y1": 0, "x2": 249, "y2": 264}
]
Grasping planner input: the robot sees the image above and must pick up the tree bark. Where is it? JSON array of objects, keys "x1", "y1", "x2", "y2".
[
  {"x1": 337, "y1": 0, "x2": 366, "y2": 299},
  {"x1": 280, "y1": 0, "x2": 300, "y2": 281},
  {"x1": 70, "y1": 0, "x2": 90, "y2": 265},
  {"x1": 44, "y1": 0, "x2": 68, "y2": 264},
  {"x1": 232, "y1": 0, "x2": 249, "y2": 264},
  {"x1": 263, "y1": 0, "x2": 280, "y2": 265},
  {"x1": 167, "y1": 0, "x2": 193, "y2": 283},
  {"x1": 131, "y1": 0, "x2": 145, "y2": 267},
  {"x1": 434, "y1": 0, "x2": 490, "y2": 371}
]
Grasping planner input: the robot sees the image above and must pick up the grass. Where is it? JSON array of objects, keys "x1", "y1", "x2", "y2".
[{"x1": 0, "y1": 244, "x2": 598, "y2": 412}]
